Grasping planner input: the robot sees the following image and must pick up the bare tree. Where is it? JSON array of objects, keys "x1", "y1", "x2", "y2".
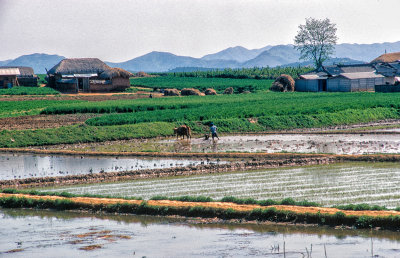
[{"x1": 294, "y1": 18, "x2": 338, "y2": 69}]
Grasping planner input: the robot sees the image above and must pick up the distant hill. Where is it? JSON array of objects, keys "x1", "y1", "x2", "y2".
[
  {"x1": 2, "y1": 53, "x2": 65, "y2": 74},
  {"x1": 3, "y1": 41, "x2": 400, "y2": 73},
  {"x1": 335, "y1": 42, "x2": 400, "y2": 62},
  {"x1": 106, "y1": 51, "x2": 240, "y2": 73},
  {"x1": 201, "y1": 45, "x2": 272, "y2": 63}
]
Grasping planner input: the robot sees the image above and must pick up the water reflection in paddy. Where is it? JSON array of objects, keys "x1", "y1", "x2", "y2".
[
  {"x1": 1, "y1": 208, "x2": 400, "y2": 257},
  {"x1": 0, "y1": 153, "x2": 223, "y2": 180}
]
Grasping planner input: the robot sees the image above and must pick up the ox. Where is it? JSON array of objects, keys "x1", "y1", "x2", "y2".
[{"x1": 174, "y1": 125, "x2": 191, "y2": 139}]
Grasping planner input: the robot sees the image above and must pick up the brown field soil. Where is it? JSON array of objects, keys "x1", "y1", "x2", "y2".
[
  {"x1": 0, "y1": 92, "x2": 160, "y2": 102},
  {"x1": 0, "y1": 114, "x2": 100, "y2": 130},
  {"x1": 2, "y1": 193, "x2": 400, "y2": 218}
]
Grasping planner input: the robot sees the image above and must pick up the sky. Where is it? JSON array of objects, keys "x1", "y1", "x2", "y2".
[{"x1": 1, "y1": 0, "x2": 400, "y2": 62}]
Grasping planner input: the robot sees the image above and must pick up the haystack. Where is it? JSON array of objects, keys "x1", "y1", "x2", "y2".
[
  {"x1": 181, "y1": 88, "x2": 202, "y2": 96},
  {"x1": 164, "y1": 88, "x2": 180, "y2": 96},
  {"x1": 224, "y1": 87, "x2": 234, "y2": 94},
  {"x1": 135, "y1": 71, "x2": 152, "y2": 77},
  {"x1": 270, "y1": 74, "x2": 295, "y2": 92},
  {"x1": 204, "y1": 88, "x2": 217, "y2": 95}
]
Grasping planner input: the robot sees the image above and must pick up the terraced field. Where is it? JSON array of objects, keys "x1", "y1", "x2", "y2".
[{"x1": 42, "y1": 162, "x2": 400, "y2": 208}]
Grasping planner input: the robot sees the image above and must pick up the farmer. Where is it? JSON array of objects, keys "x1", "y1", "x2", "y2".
[{"x1": 209, "y1": 122, "x2": 219, "y2": 140}]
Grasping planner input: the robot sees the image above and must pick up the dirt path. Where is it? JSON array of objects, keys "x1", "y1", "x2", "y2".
[
  {"x1": 0, "y1": 92, "x2": 159, "y2": 102},
  {"x1": 2, "y1": 193, "x2": 399, "y2": 218},
  {"x1": 0, "y1": 114, "x2": 100, "y2": 130}
]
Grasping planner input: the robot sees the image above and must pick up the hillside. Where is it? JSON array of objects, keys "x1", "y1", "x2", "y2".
[
  {"x1": 2, "y1": 41, "x2": 400, "y2": 73},
  {"x1": 201, "y1": 46, "x2": 272, "y2": 62},
  {"x1": 3, "y1": 53, "x2": 65, "y2": 74}
]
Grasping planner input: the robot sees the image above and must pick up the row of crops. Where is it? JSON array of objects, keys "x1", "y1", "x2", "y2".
[
  {"x1": 42, "y1": 162, "x2": 400, "y2": 208},
  {"x1": 41, "y1": 92, "x2": 400, "y2": 116}
]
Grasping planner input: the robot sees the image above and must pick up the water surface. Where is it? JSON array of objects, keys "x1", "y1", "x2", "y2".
[
  {"x1": 0, "y1": 153, "x2": 223, "y2": 180},
  {"x1": 1, "y1": 208, "x2": 400, "y2": 257}
]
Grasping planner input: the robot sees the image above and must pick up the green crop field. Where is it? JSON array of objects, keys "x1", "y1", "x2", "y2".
[
  {"x1": 0, "y1": 86, "x2": 60, "y2": 96},
  {"x1": 4, "y1": 91, "x2": 400, "y2": 147},
  {"x1": 0, "y1": 99, "x2": 82, "y2": 118},
  {"x1": 130, "y1": 76, "x2": 273, "y2": 92}
]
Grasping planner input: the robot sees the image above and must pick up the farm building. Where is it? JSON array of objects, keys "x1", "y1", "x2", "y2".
[
  {"x1": 47, "y1": 58, "x2": 132, "y2": 93},
  {"x1": 3, "y1": 66, "x2": 38, "y2": 87},
  {"x1": 0, "y1": 67, "x2": 20, "y2": 88},
  {"x1": 296, "y1": 64, "x2": 386, "y2": 92}
]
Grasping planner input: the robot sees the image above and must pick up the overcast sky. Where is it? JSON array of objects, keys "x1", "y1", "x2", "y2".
[{"x1": 1, "y1": 0, "x2": 400, "y2": 62}]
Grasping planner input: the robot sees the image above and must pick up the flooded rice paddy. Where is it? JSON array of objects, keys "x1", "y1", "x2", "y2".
[
  {"x1": 45, "y1": 133, "x2": 400, "y2": 155},
  {"x1": 1, "y1": 208, "x2": 400, "y2": 257},
  {"x1": 42, "y1": 162, "x2": 400, "y2": 208},
  {"x1": 0, "y1": 153, "x2": 223, "y2": 180}
]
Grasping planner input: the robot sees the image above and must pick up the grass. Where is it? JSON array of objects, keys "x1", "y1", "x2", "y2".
[
  {"x1": 1, "y1": 190, "x2": 400, "y2": 230},
  {"x1": 0, "y1": 86, "x2": 60, "y2": 95},
  {"x1": 130, "y1": 76, "x2": 273, "y2": 92},
  {"x1": 0, "y1": 122, "x2": 175, "y2": 148},
  {"x1": 0, "y1": 99, "x2": 82, "y2": 118}
]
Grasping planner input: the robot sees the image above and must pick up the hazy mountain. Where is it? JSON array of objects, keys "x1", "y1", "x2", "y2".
[
  {"x1": 241, "y1": 45, "x2": 300, "y2": 67},
  {"x1": 0, "y1": 60, "x2": 12, "y2": 66},
  {"x1": 334, "y1": 42, "x2": 400, "y2": 62},
  {"x1": 201, "y1": 45, "x2": 273, "y2": 63},
  {"x1": 4, "y1": 53, "x2": 65, "y2": 74},
  {"x1": 3, "y1": 41, "x2": 400, "y2": 73},
  {"x1": 107, "y1": 51, "x2": 240, "y2": 72}
]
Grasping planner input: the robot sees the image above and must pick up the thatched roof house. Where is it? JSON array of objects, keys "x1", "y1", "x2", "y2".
[
  {"x1": 371, "y1": 52, "x2": 400, "y2": 63},
  {"x1": 0, "y1": 67, "x2": 20, "y2": 88},
  {"x1": 47, "y1": 58, "x2": 132, "y2": 93},
  {"x1": 2, "y1": 66, "x2": 38, "y2": 87}
]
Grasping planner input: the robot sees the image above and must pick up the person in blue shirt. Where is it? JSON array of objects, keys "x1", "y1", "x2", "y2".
[{"x1": 209, "y1": 122, "x2": 219, "y2": 140}]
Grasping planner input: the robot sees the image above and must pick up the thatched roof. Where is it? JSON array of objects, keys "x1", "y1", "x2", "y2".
[
  {"x1": 1, "y1": 66, "x2": 35, "y2": 76},
  {"x1": 371, "y1": 52, "x2": 400, "y2": 63},
  {"x1": 48, "y1": 58, "x2": 132, "y2": 79}
]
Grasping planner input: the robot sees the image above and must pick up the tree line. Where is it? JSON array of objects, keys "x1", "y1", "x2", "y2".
[{"x1": 156, "y1": 66, "x2": 313, "y2": 80}]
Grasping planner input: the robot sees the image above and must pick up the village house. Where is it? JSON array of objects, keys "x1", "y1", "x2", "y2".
[
  {"x1": 46, "y1": 58, "x2": 132, "y2": 93},
  {"x1": 296, "y1": 52, "x2": 400, "y2": 92},
  {"x1": 0, "y1": 67, "x2": 20, "y2": 88}
]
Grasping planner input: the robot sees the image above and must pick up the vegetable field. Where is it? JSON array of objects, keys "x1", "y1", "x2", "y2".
[
  {"x1": 0, "y1": 86, "x2": 60, "y2": 95},
  {"x1": 43, "y1": 162, "x2": 400, "y2": 208}
]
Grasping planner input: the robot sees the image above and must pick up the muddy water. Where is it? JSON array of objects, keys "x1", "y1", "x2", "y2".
[
  {"x1": 47, "y1": 133, "x2": 400, "y2": 154},
  {"x1": 161, "y1": 134, "x2": 400, "y2": 154},
  {"x1": 0, "y1": 153, "x2": 223, "y2": 180},
  {"x1": 46, "y1": 162, "x2": 400, "y2": 208},
  {"x1": 1, "y1": 208, "x2": 400, "y2": 258}
]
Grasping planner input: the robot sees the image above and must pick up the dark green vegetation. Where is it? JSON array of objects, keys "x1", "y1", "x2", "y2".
[
  {"x1": 158, "y1": 66, "x2": 313, "y2": 80},
  {"x1": 0, "y1": 86, "x2": 60, "y2": 96},
  {"x1": 37, "y1": 74, "x2": 47, "y2": 85},
  {"x1": 0, "y1": 99, "x2": 82, "y2": 118},
  {"x1": 130, "y1": 77, "x2": 273, "y2": 92},
  {"x1": 1, "y1": 190, "x2": 400, "y2": 230},
  {"x1": 3, "y1": 92, "x2": 400, "y2": 147},
  {"x1": 0, "y1": 122, "x2": 174, "y2": 148}
]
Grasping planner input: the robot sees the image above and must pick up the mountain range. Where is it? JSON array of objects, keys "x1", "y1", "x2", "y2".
[{"x1": 2, "y1": 41, "x2": 400, "y2": 74}]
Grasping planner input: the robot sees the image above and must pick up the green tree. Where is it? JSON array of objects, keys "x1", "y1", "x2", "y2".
[{"x1": 294, "y1": 18, "x2": 338, "y2": 69}]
